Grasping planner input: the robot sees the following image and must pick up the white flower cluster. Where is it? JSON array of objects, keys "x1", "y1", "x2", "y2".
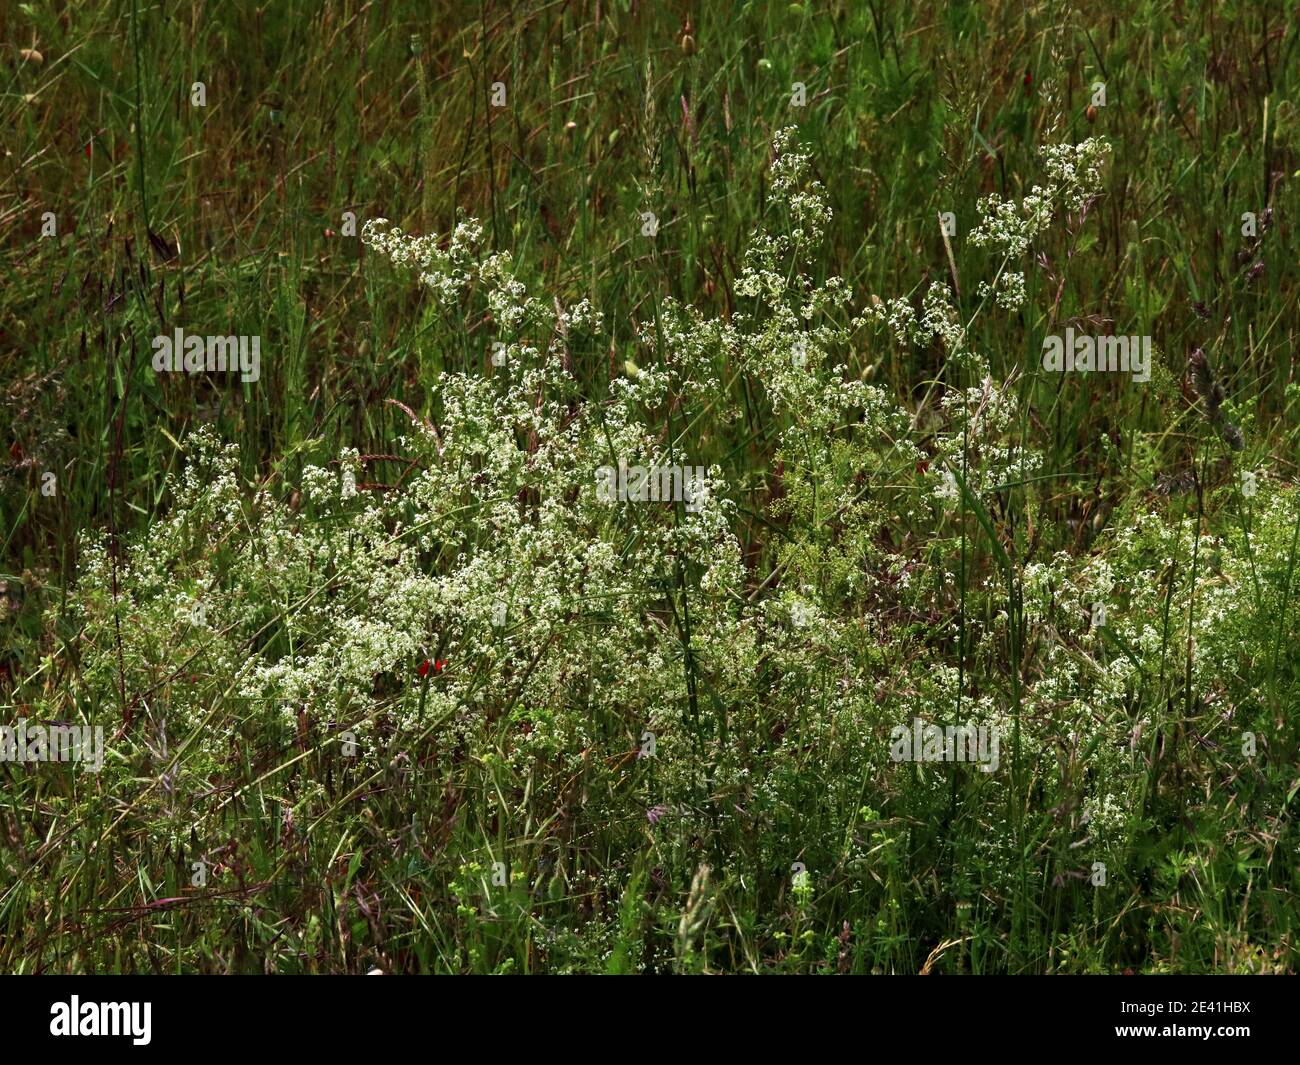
[
  {"x1": 976, "y1": 270, "x2": 1026, "y2": 311},
  {"x1": 970, "y1": 138, "x2": 1110, "y2": 262},
  {"x1": 362, "y1": 214, "x2": 542, "y2": 333},
  {"x1": 926, "y1": 375, "x2": 1042, "y2": 509}
]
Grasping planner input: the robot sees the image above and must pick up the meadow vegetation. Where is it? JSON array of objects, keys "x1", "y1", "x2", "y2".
[{"x1": 2, "y1": 0, "x2": 1298, "y2": 973}]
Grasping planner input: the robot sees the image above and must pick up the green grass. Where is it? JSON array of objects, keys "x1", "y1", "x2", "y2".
[{"x1": 1, "y1": 0, "x2": 1298, "y2": 974}]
